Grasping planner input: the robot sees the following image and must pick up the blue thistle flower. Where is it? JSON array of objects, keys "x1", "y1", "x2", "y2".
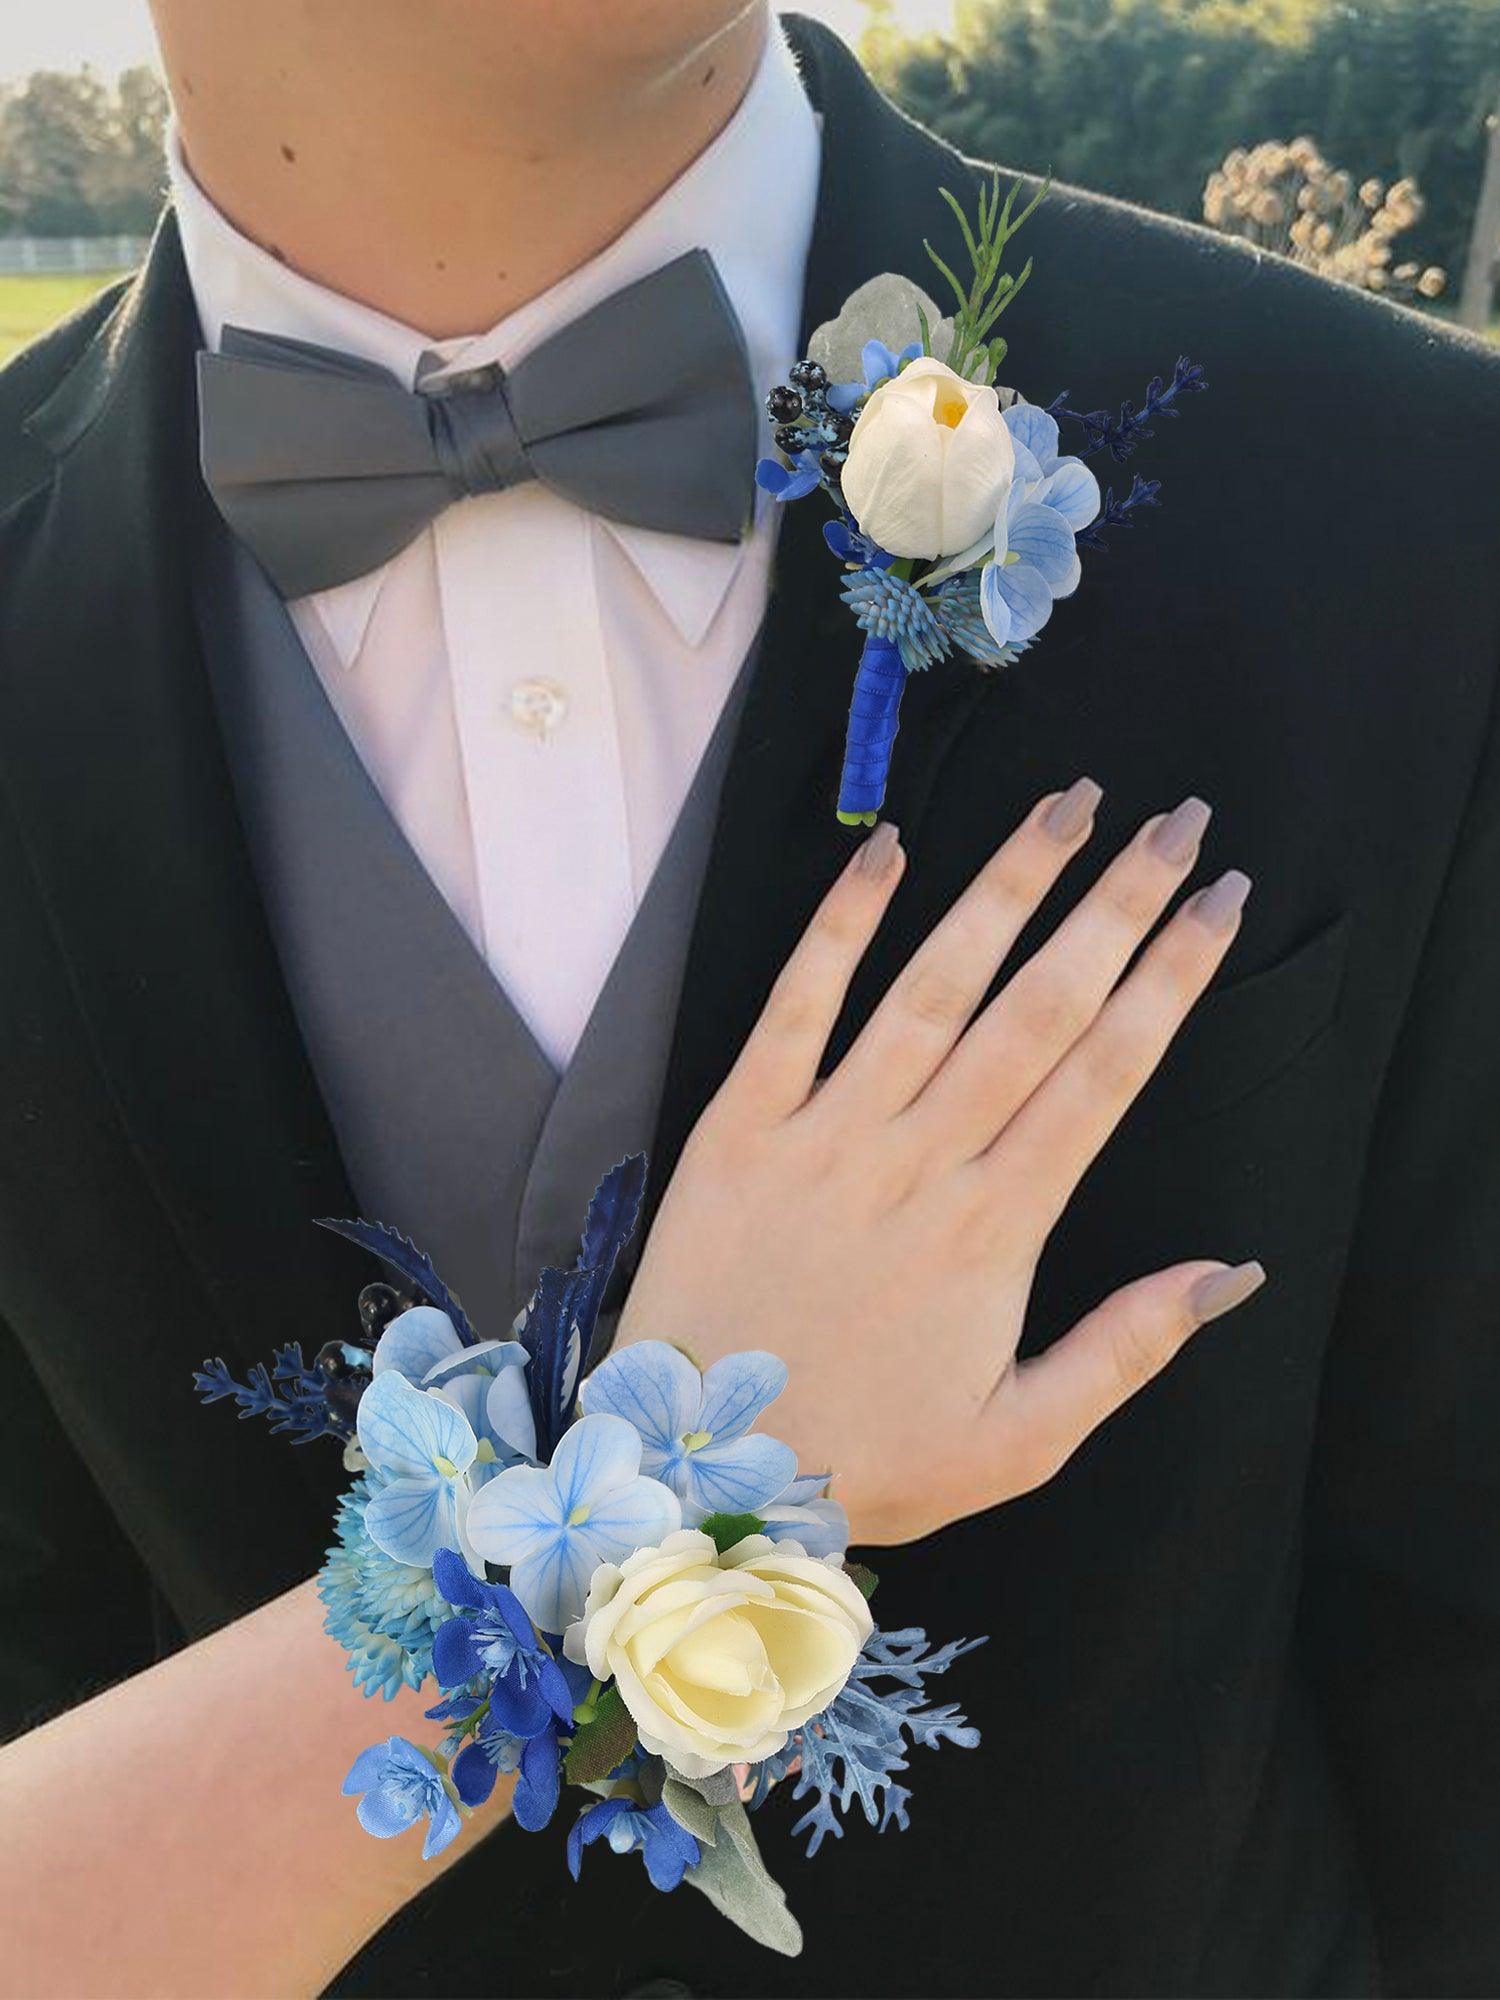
[
  {"x1": 839, "y1": 567, "x2": 950, "y2": 673},
  {"x1": 318, "y1": 1472, "x2": 452, "y2": 1700}
]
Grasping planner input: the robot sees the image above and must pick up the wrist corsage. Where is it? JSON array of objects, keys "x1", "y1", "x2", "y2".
[
  {"x1": 197, "y1": 1157, "x2": 983, "y2": 1957},
  {"x1": 758, "y1": 177, "x2": 1206, "y2": 821}
]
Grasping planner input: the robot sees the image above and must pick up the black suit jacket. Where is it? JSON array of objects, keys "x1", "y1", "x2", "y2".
[{"x1": 3, "y1": 19, "x2": 1500, "y2": 1997}]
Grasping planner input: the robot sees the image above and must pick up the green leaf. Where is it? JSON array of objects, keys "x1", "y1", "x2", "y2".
[
  {"x1": 922, "y1": 236, "x2": 970, "y2": 316},
  {"x1": 682, "y1": 1798, "x2": 803, "y2": 1958},
  {"x1": 660, "y1": 1765, "x2": 740, "y2": 1846},
  {"x1": 843, "y1": 1561, "x2": 880, "y2": 1601},
  {"x1": 563, "y1": 1685, "x2": 637, "y2": 1786},
  {"x1": 937, "y1": 183, "x2": 980, "y2": 267},
  {"x1": 697, "y1": 1511, "x2": 766, "y2": 1554}
]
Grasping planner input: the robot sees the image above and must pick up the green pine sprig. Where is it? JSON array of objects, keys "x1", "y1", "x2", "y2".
[{"x1": 925, "y1": 173, "x2": 1049, "y2": 384}]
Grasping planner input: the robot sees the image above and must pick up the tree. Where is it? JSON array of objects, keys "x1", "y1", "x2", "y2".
[
  {"x1": 0, "y1": 66, "x2": 169, "y2": 237},
  {"x1": 870, "y1": 0, "x2": 1500, "y2": 290}
]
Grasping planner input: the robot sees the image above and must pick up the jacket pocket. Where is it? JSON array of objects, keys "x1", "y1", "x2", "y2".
[{"x1": 1129, "y1": 910, "x2": 1352, "y2": 1137}]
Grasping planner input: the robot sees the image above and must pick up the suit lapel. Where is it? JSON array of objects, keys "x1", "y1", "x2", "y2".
[
  {"x1": 0, "y1": 212, "x2": 361, "y2": 1424},
  {"x1": 649, "y1": 18, "x2": 995, "y2": 1194}
]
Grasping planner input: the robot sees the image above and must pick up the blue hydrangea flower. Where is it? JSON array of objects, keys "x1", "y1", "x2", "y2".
[
  {"x1": 318, "y1": 1472, "x2": 453, "y2": 1699},
  {"x1": 464, "y1": 1412, "x2": 681, "y2": 1633},
  {"x1": 578, "y1": 1341, "x2": 797, "y2": 1526},
  {"x1": 979, "y1": 403, "x2": 1101, "y2": 651},
  {"x1": 757, "y1": 1494, "x2": 851, "y2": 1559},
  {"x1": 429, "y1": 1546, "x2": 575, "y2": 1738},
  {"x1": 356, "y1": 1369, "x2": 480, "y2": 1570},
  {"x1": 929, "y1": 568, "x2": 1025, "y2": 669},
  {"x1": 341, "y1": 1736, "x2": 462, "y2": 1859},
  {"x1": 755, "y1": 450, "x2": 823, "y2": 504},
  {"x1": 567, "y1": 1796, "x2": 700, "y2": 1892},
  {"x1": 372, "y1": 1307, "x2": 535, "y2": 1485}
]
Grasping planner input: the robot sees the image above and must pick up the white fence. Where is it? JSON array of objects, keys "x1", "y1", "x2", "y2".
[{"x1": 0, "y1": 235, "x2": 150, "y2": 276}]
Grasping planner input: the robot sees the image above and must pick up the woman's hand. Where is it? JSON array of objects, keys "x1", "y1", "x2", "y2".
[{"x1": 618, "y1": 782, "x2": 1263, "y2": 1545}]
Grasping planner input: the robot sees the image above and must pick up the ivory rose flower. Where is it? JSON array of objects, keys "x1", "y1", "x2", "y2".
[
  {"x1": 564, "y1": 1529, "x2": 873, "y2": 1780},
  {"x1": 840, "y1": 356, "x2": 1015, "y2": 560}
]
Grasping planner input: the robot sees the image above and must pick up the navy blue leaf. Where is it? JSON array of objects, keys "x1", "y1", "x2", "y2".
[
  {"x1": 521, "y1": 1264, "x2": 585, "y2": 1461},
  {"x1": 314, "y1": 1217, "x2": 479, "y2": 1346},
  {"x1": 576, "y1": 1154, "x2": 647, "y2": 1372},
  {"x1": 523, "y1": 1155, "x2": 649, "y2": 1456}
]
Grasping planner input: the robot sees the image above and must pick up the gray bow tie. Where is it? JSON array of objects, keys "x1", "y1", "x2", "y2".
[{"x1": 196, "y1": 249, "x2": 756, "y2": 599}]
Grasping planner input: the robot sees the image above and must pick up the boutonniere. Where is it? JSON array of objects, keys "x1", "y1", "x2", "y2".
[
  {"x1": 757, "y1": 178, "x2": 1207, "y2": 822},
  {"x1": 196, "y1": 1159, "x2": 984, "y2": 1958}
]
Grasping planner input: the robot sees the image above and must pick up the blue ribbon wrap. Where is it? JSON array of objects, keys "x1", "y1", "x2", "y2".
[{"x1": 837, "y1": 633, "x2": 908, "y2": 824}]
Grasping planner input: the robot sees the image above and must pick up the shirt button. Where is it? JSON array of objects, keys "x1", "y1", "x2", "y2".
[{"x1": 508, "y1": 677, "x2": 569, "y2": 738}]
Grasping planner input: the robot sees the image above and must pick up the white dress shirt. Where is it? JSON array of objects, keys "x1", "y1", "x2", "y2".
[{"x1": 170, "y1": 30, "x2": 820, "y2": 1069}]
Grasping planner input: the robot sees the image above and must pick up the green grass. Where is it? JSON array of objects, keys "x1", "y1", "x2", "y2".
[{"x1": 0, "y1": 271, "x2": 129, "y2": 367}]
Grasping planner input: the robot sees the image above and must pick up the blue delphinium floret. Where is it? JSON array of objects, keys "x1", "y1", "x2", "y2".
[
  {"x1": 577, "y1": 1339, "x2": 797, "y2": 1526},
  {"x1": 429, "y1": 1547, "x2": 574, "y2": 1738},
  {"x1": 825, "y1": 335, "x2": 924, "y2": 414},
  {"x1": 343, "y1": 1736, "x2": 463, "y2": 1858},
  {"x1": 318, "y1": 1472, "x2": 452, "y2": 1700},
  {"x1": 193, "y1": 1343, "x2": 346, "y2": 1443},
  {"x1": 448, "y1": 1720, "x2": 566, "y2": 1830},
  {"x1": 755, "y1": 451, "x2": 823, "y2": 504},
  {"x1": 824, "y1": 516, "x2": 894, "y2": 570},
  {"x1": 751, "y1": 1625, "x2": 985, "y2": 1857},
  {"x1": 567, "y1": 1797, "x2": 701, "y2": 1892}
]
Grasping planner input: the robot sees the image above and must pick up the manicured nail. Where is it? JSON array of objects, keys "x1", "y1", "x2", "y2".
[
  {"x1": 856, "y1": 821, "x2": 902, "y2": 879},
  {"x1": 1191, "y1": 868, "x2": 1253, "y2": 933},
  {"x1": 1042, "y1": 777, "x2": 1102, "y2": 842},
  {"x1": 1149, "y1": 795, "x2": 1212, "y2": 865},
  {"x1": 1190, "y1": 1260, "x2": 1267, "y2": 1324}
]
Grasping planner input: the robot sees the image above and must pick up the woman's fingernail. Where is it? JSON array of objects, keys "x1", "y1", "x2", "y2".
[
  {"x1": 1191, "y1": 868, "x2": 1253, "y2": 933},
  {"x1": 856, "y1": 821, "x2": 902, "y2": 879},
  {"x1": 1042, "y1": 777, "x2": 1103, "y2": 842},
  {"x1": 1190, "y1": 1260, "x2": 1267, "y2": 1324},
  {"x1": 1149, "y1": 795, "x2": 1212, "y2": 865}
]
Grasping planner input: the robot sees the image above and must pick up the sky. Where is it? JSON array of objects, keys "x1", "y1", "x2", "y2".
[{"x1": 0, "y1": 1, "x2": 959, "y2": 83}]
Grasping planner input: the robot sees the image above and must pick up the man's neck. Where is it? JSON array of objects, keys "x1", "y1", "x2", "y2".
[{"x1": 150, "y1": 1, "x2": 770, "y2": 339}]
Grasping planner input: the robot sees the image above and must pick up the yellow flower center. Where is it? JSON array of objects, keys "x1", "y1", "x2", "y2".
[
  {"x1": 567, "y1": 1503, "x2": 592, "y2": 1526},
  {"x1": 931, "y1": 379, "x2": 969, "y2": 429},
  {"x1": 680, "y1": 1429, "x2": 714, "y2": 1454},
  {"x1": 433, "y1": 1454, "x2": 460, "y2": 1478}
]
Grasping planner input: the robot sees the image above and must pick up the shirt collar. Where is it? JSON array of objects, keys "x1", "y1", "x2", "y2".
[{"x1": 170, "y1": 25, "x2": 820, "y2": 650}]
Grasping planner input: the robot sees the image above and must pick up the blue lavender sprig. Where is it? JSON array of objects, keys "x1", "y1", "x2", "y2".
[
  {"x1": 193, "y1": 1342, "x2": 348, "y2": 1443},
  {"x1": 1075, "y1": 473, "x2": 1162, "y2": 552},
  {"x1": 1048, "y1": 356, "x2": 1206, "y2": 463}
]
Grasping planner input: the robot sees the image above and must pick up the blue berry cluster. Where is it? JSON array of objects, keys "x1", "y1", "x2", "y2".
[{"x1": 765, "y1": 359, "x2": 854, "y2": 488}]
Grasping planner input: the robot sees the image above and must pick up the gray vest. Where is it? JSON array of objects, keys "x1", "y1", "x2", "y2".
[{"x1": 194, "y1": 531, "x2": 751, "y2": 1341}]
